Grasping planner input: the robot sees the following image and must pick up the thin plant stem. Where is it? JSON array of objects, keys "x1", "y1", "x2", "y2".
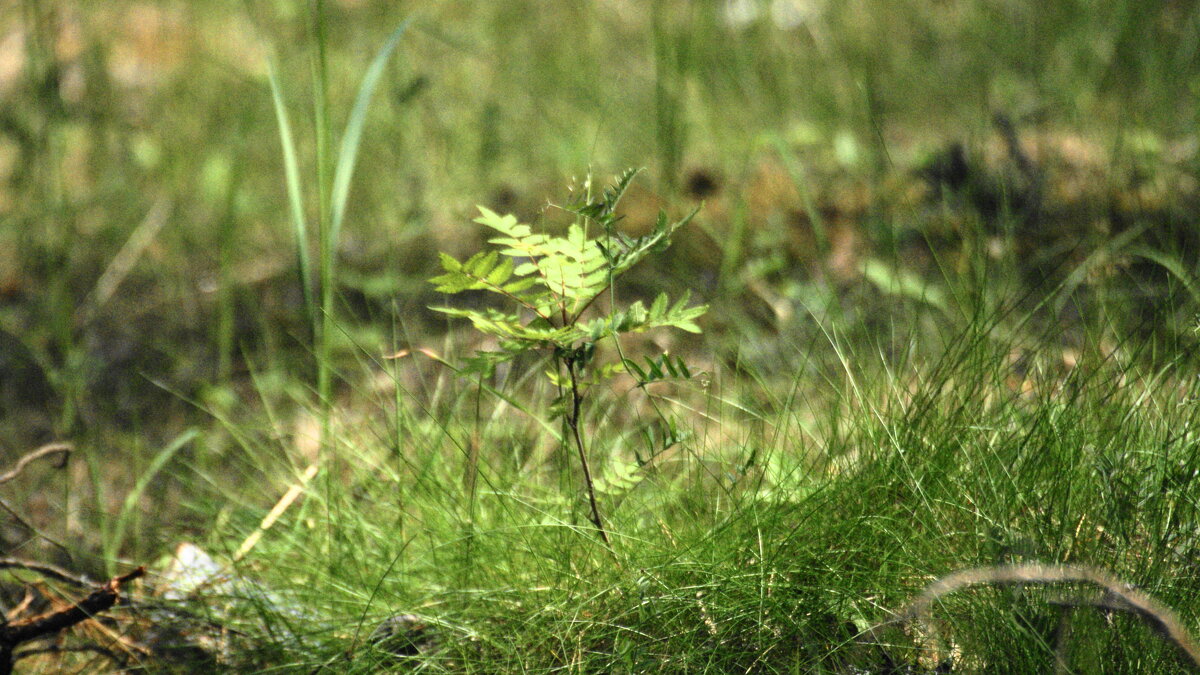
[
  {"x1": 309, "y1": 0, "x2": 333, "y2": 434},
  {"x1": 565, "y1": 354, "x2": 611, "y2": 549}
]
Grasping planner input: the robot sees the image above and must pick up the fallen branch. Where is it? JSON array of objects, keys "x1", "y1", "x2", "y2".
[{"x1": 0, "y1": 566, "x2": 145, "y2": 675}]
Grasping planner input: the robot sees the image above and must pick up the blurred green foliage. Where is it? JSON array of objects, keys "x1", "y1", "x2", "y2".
[
  {"x1": 0, "y1": 0, "x2": 1198, "y2": 636},
  {"x1": 0, "y1": 2, "x2": 1199, "y2": 671}
]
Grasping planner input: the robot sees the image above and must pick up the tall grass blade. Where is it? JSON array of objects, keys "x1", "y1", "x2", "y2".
[
  {"x1": 329, "y1": 18, "x2": 413, "y2": 257},
  {"x1": 1052, "y1": 223, "x2": 1149, "y2": 317},
  {"x1": 105, "y1": 428, "x2": 200, "y2": 572},
  {"x1": 266, "y1": 55, "x2": 316, "y2": 331},
  {"x1": 1127, "y1": 245, "x2": 1200, "y2": 306}
]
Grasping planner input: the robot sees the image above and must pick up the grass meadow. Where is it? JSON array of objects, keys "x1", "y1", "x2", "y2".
[{"x1": 2, "y1": 1, "x2": 1200, "y2": 672}]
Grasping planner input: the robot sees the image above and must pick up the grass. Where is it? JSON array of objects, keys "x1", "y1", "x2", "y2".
[
  {"x1": 196, "y1": 299, "x2": 1200, "y2": 673},
  {"x1": 2, "y1": 1, "x2": 1200, "y2": 672}
]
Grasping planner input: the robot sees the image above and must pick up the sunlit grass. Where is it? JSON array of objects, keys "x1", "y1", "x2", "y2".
[
  {"x1": 186, "y1": 287, "x2": 1200, "y2": 673},
  {"x1": 2, "y1": 1, "x2": 1200, "y2": 672}
]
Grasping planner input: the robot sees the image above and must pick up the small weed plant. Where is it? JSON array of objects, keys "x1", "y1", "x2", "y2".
[{"x1": 430, "y1": 169, "x2": 707, "y2": 546}]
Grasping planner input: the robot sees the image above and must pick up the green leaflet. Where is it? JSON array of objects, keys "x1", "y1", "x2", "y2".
[
  {"x1": 430, "y1": 307, "x2": 583, "y2": 346},
  {"x1": 429, "y1": 170, "x2": 707, "y2": 386},
  {"x1": 583, "y1": 291, "x2": 708, "y2": 339}
]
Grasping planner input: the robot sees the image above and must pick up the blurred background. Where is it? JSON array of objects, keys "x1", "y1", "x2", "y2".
[{"x1": 1, "y1": 0, "x2": 1199, "y2": 567}]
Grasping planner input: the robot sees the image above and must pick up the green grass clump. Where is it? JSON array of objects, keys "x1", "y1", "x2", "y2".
[
  {"x1": 194, "y1": 300, "x2": 1200, "y2": 673},
  {"x1": 4, "y1": 3, "x2": 1200, "y2": 673}
]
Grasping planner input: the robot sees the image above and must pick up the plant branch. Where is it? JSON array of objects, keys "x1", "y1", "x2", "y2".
[
  {"x1": 0, "y1": 566, "x2": 145, "y2": 675},
  {"x1": 565, "y1": 356, "x2": 610, "y2": 549},
  {"x1": 458, "y1": 270, "x2": 555, "y2": 324},
  {"x1": 567, "y1": 284, "x2": 615, "y2": 328},
  {"x1": 0, "y1": 443, "x2": 71, "y2": 486}
]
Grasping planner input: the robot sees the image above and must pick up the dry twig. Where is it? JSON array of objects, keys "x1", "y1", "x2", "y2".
[
  {"x1": 0, "y1": 566, "x2": 145, "y2": 675},
  {"x1": 861, "y1": 563, "x2": 1200, "y2": 670},
  {"x1": 0, "y1": 444, "x2": 73, "y2": 555},
  {"x1": 0, "y1": 443, "x2": 72, "y2": 486}
]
